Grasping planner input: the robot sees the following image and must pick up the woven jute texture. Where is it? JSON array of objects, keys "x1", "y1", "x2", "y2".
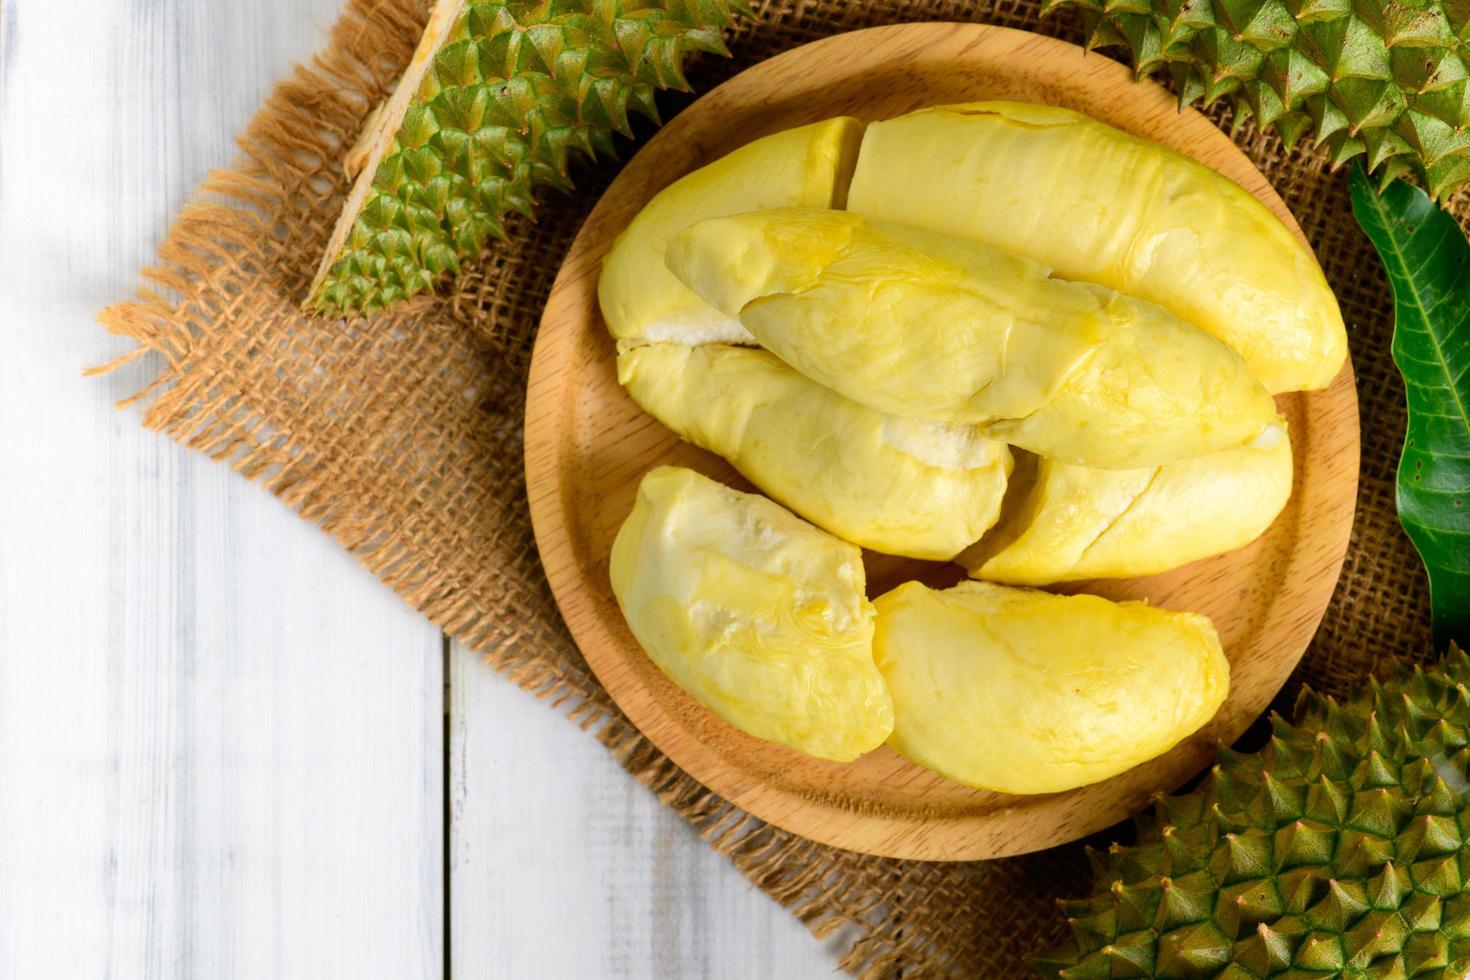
[{"x1": 98, "y1": 0, "x2": 1450, "y2": 974}]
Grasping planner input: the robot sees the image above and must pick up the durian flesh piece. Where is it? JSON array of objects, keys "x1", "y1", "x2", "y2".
[
  {"x1": 618, "y1": 343, "x2": 1012, "y2": 561},
  {"x1": 872, "y1": 580, "x2": 1229, "y2": 794},
  {"x1": 609, "y1": 465, "x2": 894, "y2": 762},
  {"x1": 598, "y1": 117, "x2": 863, "y2": 344},
  {"x1": 967, "y1": 431, "x2": 1294, "y2": 585},
  {"x1": 846, "y1": 101, "x2": 1347, "y2": 394},
  {"x1": 666, "y1": 207, "x2": 1279, "y2": 469}
]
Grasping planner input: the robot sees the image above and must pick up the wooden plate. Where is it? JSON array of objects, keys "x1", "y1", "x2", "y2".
[{"x1": 525, "y1": 23, "x2": 1359, "y2": 860}]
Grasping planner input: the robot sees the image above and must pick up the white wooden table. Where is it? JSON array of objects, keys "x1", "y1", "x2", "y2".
[{"x1": 0, "y1": 1, "x2": 844, "y2": 975}]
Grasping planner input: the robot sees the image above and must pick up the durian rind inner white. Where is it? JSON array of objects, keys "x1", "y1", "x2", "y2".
[
  {"x1": 618, "y1": 343, "x2": 1012, "y2": 560},
  {"x1": 845, "y1": 101, "x2": 1347, "y2": 394},
  {"x1": 598, "y1": 116, "x2": 863, "y2": 344},
  {"x1": 608, "y1": 466, "x2": 894, "y2": 762},
  {"x1": 872, "y1": 580, "x2": 1230, "y2": 794}
]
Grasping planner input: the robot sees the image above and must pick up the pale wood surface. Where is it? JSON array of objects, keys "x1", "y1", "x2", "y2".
[
  {"x1": 447, "y1": 641, "x2": 843, "y2": 980},
  {"x1": 0, "y1": 0, "x2": 444, "y2": 976},
  {"x1": 526, "y1": 23, "x2": 1360, "y2": 861},
  {"x1": 0, "y1": 0, "x2": 836, "y2": 976}
]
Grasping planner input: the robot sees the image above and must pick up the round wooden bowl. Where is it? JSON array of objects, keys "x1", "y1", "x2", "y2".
[{"x1": 525, "y1": 22, "x2": 1359, "y2": 860}]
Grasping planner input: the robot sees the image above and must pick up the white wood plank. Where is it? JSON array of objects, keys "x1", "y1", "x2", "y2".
[
  {"x1": 0, "y1": 2, "x2": 444, "y2": 978},
  {"x1": 448, "y1": 641, "x2": 846, "y2": 979}
]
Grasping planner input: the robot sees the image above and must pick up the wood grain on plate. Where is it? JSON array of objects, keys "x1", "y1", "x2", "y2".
[{"x1": 525, "y1": 23, "x2": 1359, "y2": 861}]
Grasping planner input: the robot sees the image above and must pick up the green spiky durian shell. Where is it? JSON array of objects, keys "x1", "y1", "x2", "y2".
[
  {"x1": 1045, "y1": 0, "x2": 1470, "y2": 201},
  {"x1": 1039, "y1": 648, "x2": 1470, "y2": 978},
  {"x1": 310, "y1": 0, "x2": 745, "y2": 317}
]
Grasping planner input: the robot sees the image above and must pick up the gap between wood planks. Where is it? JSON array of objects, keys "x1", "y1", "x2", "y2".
[{"x1": 443, "y1": 634, "x2": 453, "y2": 980}]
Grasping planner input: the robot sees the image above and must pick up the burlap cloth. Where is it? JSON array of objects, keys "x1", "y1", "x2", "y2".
[{"x1": 96, "y1": 0, "x2": 1451, "y2": 973}]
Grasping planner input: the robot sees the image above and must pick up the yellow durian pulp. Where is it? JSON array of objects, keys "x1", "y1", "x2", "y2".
[
  {"x1": 872, "y1": 580, "x2": 1229, "y2": 794},
  {"x1": 966, "y1": 432, "x2": 1293, "y2": 585},
  {"x1": 608, "y1": 466, "x2": 894, "y2": 762},
  {"x1": 617, "y1": 343, "x2": 1012, "y2": 561},
  {"x1": 846, "y1": 101, "x2": 1347, "y2": 394},
  {"x1": 665, "y1": 207, "x2": 1279, "y2": 469},
  {"x1": 598, "y1": 117, "x2": 863, "y2": 345}
]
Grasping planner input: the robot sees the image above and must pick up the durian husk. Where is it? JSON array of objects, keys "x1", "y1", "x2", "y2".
[
  {"x1": 1044, "y1": 0, "x2": 1470, "y2": 201},
  {"x1": 309, "y1": 0, "x2": 744, "y2": 317},
  {"x1": 1039, "y1": 646, "x2": 1470, "y2": 978},
  {"x1": 309, "y1": 0, "x2": 468, "y2": 309}
]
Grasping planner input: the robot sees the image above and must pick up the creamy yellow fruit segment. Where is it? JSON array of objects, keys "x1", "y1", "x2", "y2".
[
  {"x1": 618, "y1": 343, "x2": 1012, "y2": 561},
  {"x1": 967, "y1": 432, "x2": 1294, "y2": 584},
  {"x1": 872, "y1": 580, "x2": 1229, "y2": 794},
  {"x1": 666, "y1": 207, "x2": 1279, "y2": 469},
  {"x1": 598, "y1": 117, "x2": 863, "y2": 344},
  {"x1": 846, "y1": 101, "x2": 1347, "y2": 393},
  {"x1": 609, "y1": 466, "x2": 894, "y2": 762}
]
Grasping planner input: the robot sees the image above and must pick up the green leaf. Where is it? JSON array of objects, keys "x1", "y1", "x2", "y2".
[{"x1": 1350, "y1": 163, "x2": 1470, "y2": 650}]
